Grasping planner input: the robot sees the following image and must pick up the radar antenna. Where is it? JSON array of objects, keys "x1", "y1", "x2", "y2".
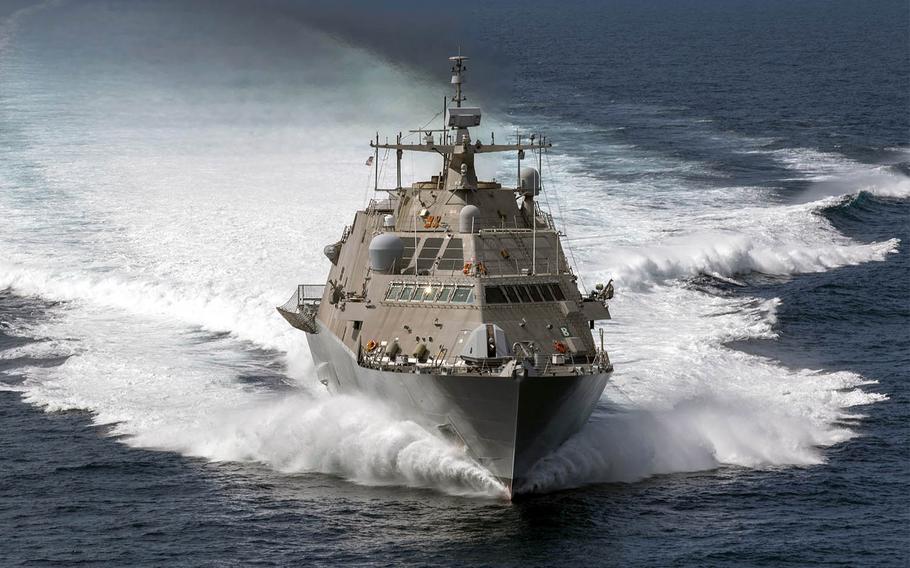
[{"x1": 449, "y1": 55, "x2": 468, "y2": 108}]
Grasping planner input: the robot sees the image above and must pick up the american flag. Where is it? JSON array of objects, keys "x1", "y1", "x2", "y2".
[{"x1": 365, "y1": 156, "x2": 374, "y2": 166}]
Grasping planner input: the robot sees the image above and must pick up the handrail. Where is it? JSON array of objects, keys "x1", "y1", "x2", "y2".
[
  {"x1": 295, "y1": 284, "x2": 325, "y2": 305},
  {"x1": 357, "y1": 351, "x2": 608, "y2": 377},
  {"x1": 277, "y1": 285, "x2": 324, "y2": 334}
]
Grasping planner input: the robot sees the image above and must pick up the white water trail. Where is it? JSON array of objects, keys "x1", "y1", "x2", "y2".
[
  {"x1": 511, "y1": 120, "x2": 897, "y2": 492},
  {"x1": 768, "y1": 147, "x2": 910, "y2": 200},
  {"x1": 142, "y1": 394, "x2": 506, "y2": 497},
  {"x1": 0, "y1": 1, "x2": 506, "y2": 498}
]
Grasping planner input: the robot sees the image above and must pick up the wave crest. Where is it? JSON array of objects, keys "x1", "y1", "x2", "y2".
[{"x1": 606, "y1": 233, "x2": 898, "y2": 288}]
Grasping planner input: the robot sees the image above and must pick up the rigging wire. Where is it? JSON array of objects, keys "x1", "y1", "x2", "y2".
[
  {"x1": 364, "y1": 146, "x2": 392, "y2": 208},
  {"x1": 377, "y1": 146, "x2": 391, "y2": 185},
  {"x1": 402, "y1": 109, "x2": 444, "y2": 143},
  {"x1": 537, "y1": 147, "x2": 556, "y2": 221},
  {"x1": 361, "y1": 164, "x2": 374, "y2": 207},
  {"x1": 362, "y1": 108, "x2": 444, "y2": 206},
  {"x1": 544, "y1": 147, "x2": 587, "y2": 293}
]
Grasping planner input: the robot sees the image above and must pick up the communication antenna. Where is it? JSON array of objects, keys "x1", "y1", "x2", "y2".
[{"x1": 449, "y1": 54, "x2": 468, "y2": 108}]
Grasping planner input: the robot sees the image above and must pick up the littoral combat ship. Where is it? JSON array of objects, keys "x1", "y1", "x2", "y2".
[{"x1": 278, "y1": 56, "x2": 613, "y2": 497}]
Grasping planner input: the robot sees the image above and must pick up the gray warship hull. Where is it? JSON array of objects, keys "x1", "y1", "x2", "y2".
[{"x1": 305, "y1": 321, "x2": 609, "y2": 495}]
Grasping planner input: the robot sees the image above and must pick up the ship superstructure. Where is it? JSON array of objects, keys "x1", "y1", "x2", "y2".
[{"x1": 278, "y1": 56, "x2": 613, "y2": 496}]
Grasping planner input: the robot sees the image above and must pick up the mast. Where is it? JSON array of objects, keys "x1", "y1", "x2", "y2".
[
  {"x1": 395, "y1": 132, "x2": 402, "y2": 189},
  {"x1": 369, "y1": 54, "x2": 552, "y2": 195},
  {"x1": 373, "y1": 132, "x2": 379, "y2": 192},
  {"x1": 529, "y1": 134, "x2": 536, "y2": 274},
  {"x1": 441, "y1": 95, "x2": 447, "y2": 188},
  {"x1": 450, "y1": 55, "x2": 467, "y2": 108},
  {"x1": 516, "y1": 133, "x2": 522, "y2": 189}
]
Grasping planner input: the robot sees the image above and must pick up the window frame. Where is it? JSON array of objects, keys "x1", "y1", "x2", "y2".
[
  {"x1": 484, "y1": 286, "x2": 508, "y2": 304},
  {"x1": 398, "y1": 285, "x2": 415, "y2": 301},
  {"x1": 549, "y1": 283, "x2": 566, "y2": 301},
  {"x1": 385, "y1": 284, "x2": 403, "y2": 301},
  {"x1": 538, "y1": 284, "x2": 555, "y2": 302},
  {"x1": 437, "y1": 284, "x2": 455, "y2": 303},
  {"x1": 452, "y1": 285, "x2": 474, "y2": 304}
]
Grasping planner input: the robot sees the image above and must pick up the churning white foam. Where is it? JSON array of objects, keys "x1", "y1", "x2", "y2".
[
  {"x1": 509, "y1": 118, "x2": 896, "y2": 491},
  {"x1": 602, "y1": 231, "x2": 897, "y2": 290},
  {"x1": 0, "y1": 2, "x2": 508, "y2": 497},
  {"x1": 9, "y1": 301, "x2": 505, "y2": 497},
  {"x1": 141, "y1": 394, "x2": 506, "y2": 496},
  {"x1": 767, "y1": 147, "x2": 910, "y2": 200},
  {"x1": 0, "y1": 1, "x2": 898, "y2": 497}
]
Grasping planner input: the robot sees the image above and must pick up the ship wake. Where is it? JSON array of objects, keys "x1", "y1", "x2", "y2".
[
  {"x1": 0, "y1": 0, "x2": 903, "y2": 499},
  {"x1": 137, "y1": 393, "x2": 508, "y2": 497}
]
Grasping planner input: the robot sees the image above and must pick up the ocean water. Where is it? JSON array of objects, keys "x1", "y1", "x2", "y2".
[{"x1": 1, "y1": 0, "x2": 908, "y2": 565}]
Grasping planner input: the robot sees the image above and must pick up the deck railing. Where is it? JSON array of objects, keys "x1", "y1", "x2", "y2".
[
  {"x1": 358, "y1": 348, "x2": 611, "y2": 378},
  {"x1": 276, "y1": 284, "x2": 326, "y2": 334}
]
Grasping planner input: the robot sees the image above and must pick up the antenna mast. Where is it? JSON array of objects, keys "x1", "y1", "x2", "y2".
[{"x1": 449, "y1": 55, "x2": 468, "y2": 108}]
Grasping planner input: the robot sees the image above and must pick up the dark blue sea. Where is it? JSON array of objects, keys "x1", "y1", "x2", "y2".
[{"x1": 1, "y1": 0, "x2": 908, "y2": 565}]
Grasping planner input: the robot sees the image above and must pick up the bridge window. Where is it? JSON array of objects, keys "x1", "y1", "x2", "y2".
[
  {"x1": 548, "y1": 283, "x2": 566, "y2": 301},
  {"x1": 484, "y1": 286, "x2": 508, "y2": 304},
  {"x1": 385, "y1": 284, "x2": 402, "y2": 300},
  {"x1": 438, "y1": 285, "x2": 455, "y2": 302},
  {"x1": 414, "y1": 285, "x2": 432, "y2": 301},
  {"x1": 451, "y1": 285, "x2": 474, "y2": 304},
  {"x1": 538, "y1": 284, "x2": 555, "y2": 302},
  {"x1": 515, "y1": 285, "x2": 532, "y2": 303}
]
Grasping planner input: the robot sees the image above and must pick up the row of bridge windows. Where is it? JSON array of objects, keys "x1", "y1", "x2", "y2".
[
  {"x1": 483, "y1": 283, "x2": 566, "y2": 304},
  {"x1": 383, "y1": 282, "x2": 566, "y2": 305},
  {"x1": 385, "y1": 283, "x2": 475, "y2": 304}
]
